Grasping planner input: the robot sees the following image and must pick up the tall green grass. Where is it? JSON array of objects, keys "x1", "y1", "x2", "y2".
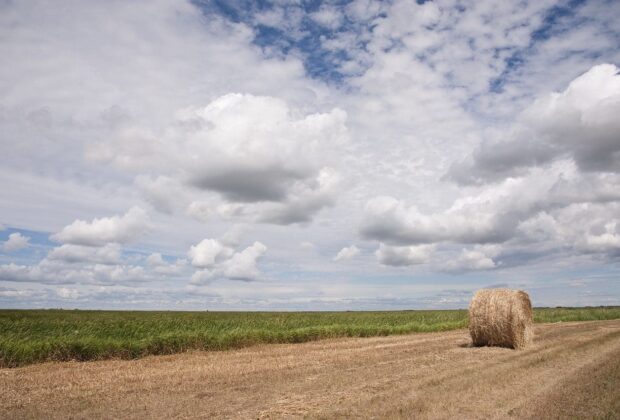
[
  {"x1": 1, "y1": 307, "x2": 618, "y2": 367},
  {"x1": 533, "y1": 306, "x2": 620, "y2": 323}
]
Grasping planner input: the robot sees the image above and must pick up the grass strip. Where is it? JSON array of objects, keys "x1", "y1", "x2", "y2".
[{"x1": 1, "y1": 307, "x2": 618, "y2": 367}]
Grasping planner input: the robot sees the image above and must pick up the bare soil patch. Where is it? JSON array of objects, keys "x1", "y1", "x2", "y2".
[{"x1": 2, "y1": 320, "x2": 619, "y2": 419}]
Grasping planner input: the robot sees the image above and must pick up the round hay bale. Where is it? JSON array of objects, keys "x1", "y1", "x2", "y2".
[{"x1": 468, "y1": 288, "x2": 533, "y2": 349}]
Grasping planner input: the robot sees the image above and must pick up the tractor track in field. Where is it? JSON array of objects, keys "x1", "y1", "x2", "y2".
[{"x1": 2, "y1": 319, "x2": 619, "y2": 419}]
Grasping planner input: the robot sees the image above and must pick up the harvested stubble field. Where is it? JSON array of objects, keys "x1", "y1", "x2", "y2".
[
  {"x1": 1, "y1": 318, "x2": 619, "y2": 419},
  {"x1": 1, "y1": 307, "x2": 619, "y2": 367}
]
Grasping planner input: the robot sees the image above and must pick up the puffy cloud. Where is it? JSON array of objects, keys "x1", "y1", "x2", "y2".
[
  {"x1": 347, "y1": 6, "x2": 620, "y2": 276},
  {"x1": 155, "y1": 261, "x2": 187, "y2": 276},
  {"x1": 0, "y1": 263, "x2": 35, "y2": 283},
  {"x1": 448, "y1": 64, "x2": 620, "y2": 185},
  {"x1": 361, "y1": 194, "x2": 514, "y2": 245},
  {"x1": 0, "y1": 257, "x2": 166, "y2": 285},
  {"x1": 563, "y1": 205, "x2": 620, "y2": 256},
  {"x1": 190, "y1": 240, "x2": 267, "y2": 284},
  {"x1": 175, "y1": 95, "x2": 346, "y2": 212},
  {"x1": 362, "y1": 159, "x2": 620, "y2": 247},
  {"x1": 256, "y1": 167, "x2": 341, "y2": 224},
  {"x1": 146, "y1": 253, "x2": 166, "y2": 267},
  {"x1": 2, "y1": 232, "x2": 30, "y2": 252},
  {"x1": 51, "y1": 207, "x2": 150, "y2": 246},
  {"x1": 212, "y1": 167, "x2": 341, "y2": 225},
  {"x1": 186, "y1": 201, "x2": 212, "y2": 223},
  {"x1": 47, "y1": 244, "x2": 121, "y2": 264},
  {"x1": 135, "y1": 175, "x2": 189, "y2": 215},
  {"x1": 101, "y1": 94, "x2": 347, "y2": 225},
  {"x1": 56, "y1": 287, "x2": 80, "y2": 299},
  {"x1": 333, "y1": 245, "x2": 360, "y2": 262},
  {"x1": 300, "y1": 241, "x2": 315, "y2": 251},
  {"x1": 0, "y1": 0, "x2": 329, "y2": 234},
  {"x1": 511, "y1": 201, "x2": 620, "y2": 261},
  {"x1": 146, "y1": 253, "x2": 188, "y2": 275},
  {"x1": 188, "y1": 239, "x2": 234, "y2": 268},
  {"x1": 0, "y1": 229, "x2": 193, "y2": 286},
  {"x1": 310, "y1": 5, "x2": 344, "y2": 30},
  {"x1": 362, "y1": 155, "x2": 620, "y2": 270},
  {"x1": 0, "y1": 287, "x2": 36, "y2": 298},
  {"x1": 189, "y1": 270, "x2": 213, "y2": 285},
  {"x1": 220, "y1": 242, "x2": 267, "y2": 281},
  {"x1": 375, "y1": 244, "x2": 434, "y2": 267},
  {"x1": 579, "y1": 225, "x2": 620, "y2": 255},
  {"x1": 443, "y1": 245, "x2": 501, "y2": 272}
]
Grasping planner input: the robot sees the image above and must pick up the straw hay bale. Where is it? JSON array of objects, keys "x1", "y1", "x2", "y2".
[{"x1": 469, "y1": 288, "x2": 533, "y2": 349}]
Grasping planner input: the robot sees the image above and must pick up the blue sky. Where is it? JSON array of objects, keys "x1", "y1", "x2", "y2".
[{"x1": 1, "y1": 0, "x2": 619, "y2": 310}]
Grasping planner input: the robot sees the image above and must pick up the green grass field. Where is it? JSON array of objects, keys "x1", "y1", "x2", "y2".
[{"x1": 1, "y1": 307, "x2": 619, "y2": 367}]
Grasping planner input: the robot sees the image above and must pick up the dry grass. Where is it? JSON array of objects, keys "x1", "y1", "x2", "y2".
[
  {"x1": 1, "y1": 319, "x2": 619, "y2": 419},
  {"x1": 469, "y1": 288, "x2": 533, "y2": 349}
]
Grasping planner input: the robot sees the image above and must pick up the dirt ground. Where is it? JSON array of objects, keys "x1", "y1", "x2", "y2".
[{"x1": 2, "y1": 320, "x2": 619, "y2": 419}]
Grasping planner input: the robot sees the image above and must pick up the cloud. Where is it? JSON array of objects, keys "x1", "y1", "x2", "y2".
[
  {"x1": 186, "y1": 201, "x2": 212, "y2": 223},
  {"x1": 442, "y1": 245, "x2": 501, "y2": 272},
  {"x1": 101, "y1": 94, "x2": 347, "y2": 225},
  {"x1": 220, "y1": 224, "x2": 247, "y2": 248},
  {"x1": 0, "y1": 0, "x2": 328, "y2": 232},
  {"x1": 0, "y1": 263, "x2": 35, "y2": 283},
  {"x1": 375, "y1": 243, "x2": 434, "y2": 267},
  {"x1": 135, "y1": 175, "x2": 189, "y2": 214},
  {"x1": 51, "y1": 207, "x2": 150, "y2": 246},
  {"x1": 300, "y1": 241, "x2": 315, "y2": 251},
  {"x1": 256, "y1": 167, "x2": 341, "y2": 224},
  {"x1": 334, "y1": 245, "x2": 360, "y2": 262},
  {"x1": 448, "y1": 64, "x2": 620, "y2": 185},
  {"x1": 190, "y1": 240, "x2": 267, "y2": 284},
  {"x1": 2, "y1": 232, "x2": 30, "y2": 252},
  {"x1": 360, "y1": 194, "x2": 515, "y2": 245},
  {"x1": 219, "y1": 242, "x2": 267, "y2": 281},
  {"x1": 188, "y1": 239, "x2": 234, "y2": 268},
  {"x1": 56, "y1": 287, "x2": 80, "y2": 299},
  {"x1": 1, "y1": 230, "x2": 191, "y2": 287},
  {"x1": 146, "y1": 253, "x2": 187, "y2": 275},
  {"x1": 310, "y1": 5, "x2": 344, "y2": 30},
  {"x1": 574, "y1": 217, "x2": 620, "y2": 256},
  {"x1": 357, "y1": 64, "x2": 617, "y2": 270},
  {"x1": 146, "y1": 253, "x2": 166, "y2": 267},
  {"x1": 174, "y1": 94, "x2": 346, "y2": 212},
  {"x1": 0, "y1": 261, "x2": 134, "y2": 285},
  {"x1": 361, "y1": 155, "x2": 620, "y2": 258},
  {"x1": 0, "y1": 286, "x2": 37, "y2": 298},
  {"x1": 47, "y1": 243, "x2": 121, "y2": 264},
  {"x1": 211, "y1": 167, "x2": 341, "y2": 225}
]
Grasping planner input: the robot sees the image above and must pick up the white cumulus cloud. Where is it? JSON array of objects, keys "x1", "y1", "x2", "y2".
[
  {"x1": 2, "y1": 232, "x2": 30, "y2": 252},
  {"x1": 448, "y1": 64, "x2": 620, "y2": 184},
  {"x1": 443, "y1": 245, "x2": 501, "y2": 272},
  {"x1": 146, "y1": 253, "x2": 166, "y2": 267},
  {"x1": 47, "y1": 243, "x2": 121, "y2": 264},
  {"x1": 190, "y1": 240, "x2": 267, "y2": 284},
  {"x1": 188, "y1": 239, "x2": 234, "y2": 268},
  {"x1": 375, "y1": 243, "x2": 434, "y2": 267},
  {"x1": 56, "y1": 287, "x2": 80, "y2": 299},
  {"x1": 334, "y1": 245, "x2": 360, "y2": 262},
  {"x1": 51, "y1": 207, "x2": 150, "y2": 246}
]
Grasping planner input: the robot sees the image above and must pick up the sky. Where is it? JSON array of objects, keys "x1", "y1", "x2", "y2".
[{"x1": 1, "y1": 0, "x2": 619, "y2": 310}]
